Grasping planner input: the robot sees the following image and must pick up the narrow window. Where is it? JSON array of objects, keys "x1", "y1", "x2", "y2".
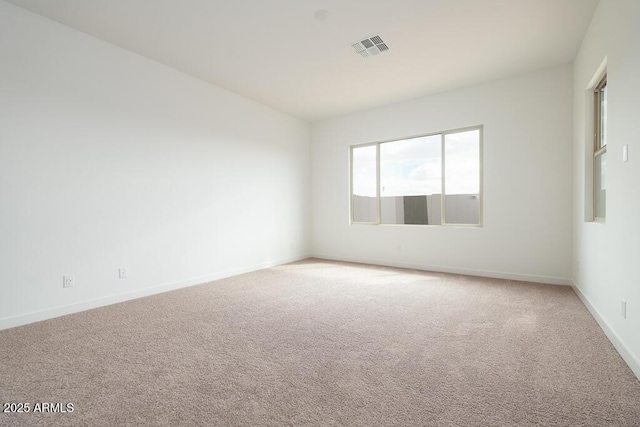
[
  {"x1": 351, "y1": 144, "x2": 378, "y2": 223},
  {"x1": 594, "y1": 75, "x2": 607, "y2": 219},
  {"x1": 444, "y1": 129, "x2": 481, "y2": 224}
]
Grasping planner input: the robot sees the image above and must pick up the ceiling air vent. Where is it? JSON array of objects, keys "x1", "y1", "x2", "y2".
[{"x1": 351, "y1": 34, "x2": 389, "y2": 58}]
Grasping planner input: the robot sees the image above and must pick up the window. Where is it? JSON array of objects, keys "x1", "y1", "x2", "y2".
[
  {"x1": 351, "y1": 144, "x2": 377, "y2": 223},
  {"x1": 594, "y1": 75, "x2": 607, "y2": 219},
  {"x1": 350, "y1": 126, "x2": 482, "y2": 226}
]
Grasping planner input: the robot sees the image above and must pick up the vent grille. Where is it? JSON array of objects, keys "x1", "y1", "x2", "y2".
[{"x1": 351, "y1": 34, "x2": 390, "y2": 58}]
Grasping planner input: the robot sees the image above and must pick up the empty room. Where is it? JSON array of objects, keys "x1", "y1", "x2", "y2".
[{"x1": 1, "y1": 0, "x2": 639, "y2": 425}]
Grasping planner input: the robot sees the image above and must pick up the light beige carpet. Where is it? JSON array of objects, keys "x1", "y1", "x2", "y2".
[{"x1": 1, "y1": 259, "x2": 639, "y2": 426}]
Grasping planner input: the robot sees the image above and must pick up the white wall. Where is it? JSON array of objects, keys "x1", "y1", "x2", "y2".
[
  {"x1": 0, "y1": 1, "x2": 310, "y2": 329},
  {"x1": 311, "y1": 65, "x2": 573, "y2": 284},
  {"x1": 572, "y1": 0, "x2": 640, "y2": 378}
]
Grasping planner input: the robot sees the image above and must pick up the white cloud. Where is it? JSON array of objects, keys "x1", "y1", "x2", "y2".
[{"x1": 353, "y1": 129, "x2": 480, "y2": 198}]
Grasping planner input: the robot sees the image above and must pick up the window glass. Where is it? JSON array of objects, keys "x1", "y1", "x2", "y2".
[
  {"x1": 594, "y1": 75, "x2": 607, "y2": 220},
  {"x1": 351, "y1": 145, "x2": 377, "y2": 223},
  {"x1": 444, "y1": 130, "x2": 480, "y2": 224},
  {"x1": 380, "y1": 135, "x2": 441, "y2": 224},
  {"x1": 600, "y1": 83, "x2": 607, "y2": 148},
  {"x1": 350, "y1": 126, "x2": 482, "y2": 226}
]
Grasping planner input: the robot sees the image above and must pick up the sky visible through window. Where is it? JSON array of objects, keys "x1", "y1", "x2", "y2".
[
  {"x1": 381, "y1": 135, "x2": 440, "y2": 197},
  {"x1": 352, "y1": 130, "x2": 480, "y2": 197},
  {"x1": 445, "y1": 130, "x2": 480, "y2": 195}
]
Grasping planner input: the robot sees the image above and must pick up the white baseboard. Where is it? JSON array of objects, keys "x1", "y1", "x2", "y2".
[
  {"x1": 311, "y1": 253, "x2": 572, "y2": 286},
  {"x1": 0, "y1": 254, "x2": 309, "y2": 331},
  {"x1": 572, "y1": 282, "x2": 640, "y2": 380}
]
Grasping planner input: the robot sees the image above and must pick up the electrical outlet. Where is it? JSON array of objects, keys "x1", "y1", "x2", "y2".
[
  {"x1": 621, "y1": 300, "x2": 627, "y2": 319},
  {"x1": 63, "y1": 275, "x2": 74, "y2": 288},
  {"x1": 119, "y1": 268, "x2": 128, "y2": 279}
]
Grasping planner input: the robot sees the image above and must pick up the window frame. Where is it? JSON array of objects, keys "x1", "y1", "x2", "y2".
[
  {"x1": 593, "y1": 74, "x2": 607, "y2": 221},
  {"x1": 349, "y1": 125, "x2": 483, "y2": 227}
]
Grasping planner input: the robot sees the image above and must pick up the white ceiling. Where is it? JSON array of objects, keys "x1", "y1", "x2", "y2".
[{"x1": 6, "y1": 0, "x2": 598, "y2": 121}]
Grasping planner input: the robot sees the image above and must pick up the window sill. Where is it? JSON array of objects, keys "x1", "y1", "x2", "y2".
[{"x1": 351, "y1": 222, "x2": 483, "y2": 228}]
